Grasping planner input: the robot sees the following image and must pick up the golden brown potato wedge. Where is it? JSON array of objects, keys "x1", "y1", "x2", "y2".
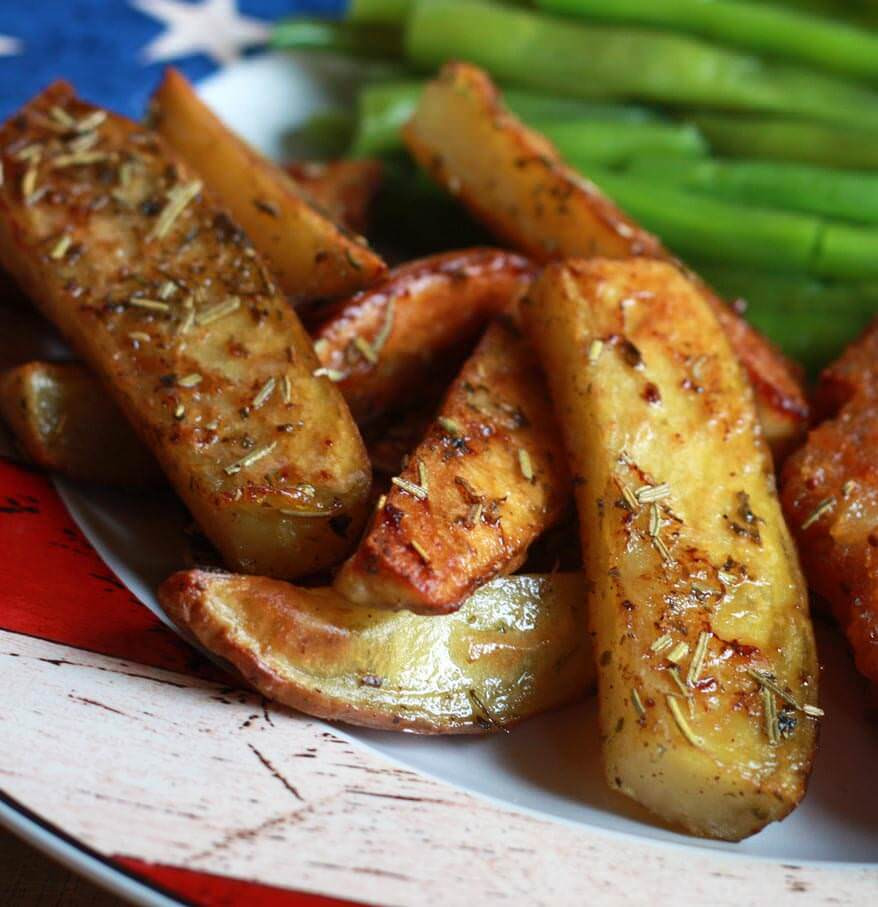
[
  {"x1": 159, "y1": 569, "x2": 593, "y2": 733},
  {"x1": 151, "y1": 68, "x2": 386, "y2": 302},
  {"x1": 404, "y1": 63, "x2": 808, "y2": 460},
  {"x1": 0, "y1": 82, "x2": 371, "y2": 578},
  {"x1": 285, "y1": 159, "x2": 383, "y2": 236},
  {"x1": 524, "y1": 258, "x2": 819, "y2": 841},
  {"x1": 334, "y1": 317, "x2": 570, "y2": 614},
  {"x1": 313, "y1": 248, "x2": 535, "y2": 423},
  {"x1": 0, "y1": 361, "x2": 162, "y2": 485},
  {"x1": 781, "y1": 320, "x2": 878, "y2": 688}
]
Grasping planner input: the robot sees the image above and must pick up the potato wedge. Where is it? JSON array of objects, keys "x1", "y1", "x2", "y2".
[
  {"x1": 0, "y1": 82, "x2": 371, "y2": 578},
  {"x1": 151, "y1": 68, "x2": 385, "y2": 303},
  {"x1": 285, "y1": 159, "x2": 382, "y2": 235},
  {"x1": 781, "y1": 320, "x2": 878, "y2": 688},
  {"x1": 0, "y1": 361, "x2": 162, "y2": 485},
  {"x1": 404, "y1": 63, "x2": 808, "y2": 460},
  {"x1": 159, "y1": 569, "x2": 593, "y2": 733},
  {"x1": 313, "y1": 248, "x2": 534, "y2": 423},
  {"x1": 335, "y1": 317, "x2": 570, "y2": 614},
  {"x1": 524, "y1": 259, "x2": 819, "y2": 841}
]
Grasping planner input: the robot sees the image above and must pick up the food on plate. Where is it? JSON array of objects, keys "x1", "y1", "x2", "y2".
[
  {"x1": 403, "y1": 62, "x2": 809, "y2": 459},
  {"x1": 17, "y1": 7, "x2": 878, "y2": 838},
  {"x1": 781, "y1": 320, "x2": 878, "y2": 687},
  {"x1": 285, "y1": 159, "x2": 383, "y2": 235},
  {"x1": 335, "y1": 317, "x2": 570, "y2": 614},
  {"x1": 159, "y1": 569, "x2": 594, "y2": 733},
  {"x1": 0, "y1": 82, "x2": 372, "y2": 578},
  {"x1": 150, "y1": 68, "x2": 386, "y2": 303},
  {"x1": 0, "y1": 244, "x2": 528, "y2": 484},
  {"x1": 524, "y1": 258, "x2": 819, "y2": 841},
  {"x1": 312, "y1": 248, "x2": 534, "y2": 423},
  {"x1": 405, "y1": 0, "x2": 878, "y2": 126},
  {"x1": 536, "y1": 0, "x2": 878, "y2": 82},
  {"x1": 0, "y1": 361, "x2": 161, "y2": 485}
]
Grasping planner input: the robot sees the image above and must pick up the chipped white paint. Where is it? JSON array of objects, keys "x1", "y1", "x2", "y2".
[{"x1": 1, "y1": 630, "x2": 875, "y2": 905}]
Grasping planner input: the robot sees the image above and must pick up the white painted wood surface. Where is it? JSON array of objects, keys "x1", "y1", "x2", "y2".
[{"x1": 2, "y1": 629, "x2": 875, "y2": 906}]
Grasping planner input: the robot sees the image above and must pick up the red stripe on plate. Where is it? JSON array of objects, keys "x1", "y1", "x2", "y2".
[
  {"x1": 0, "y1": 459, "x2": 220, "y2": 678},
  {"x1": 115, "y1": 857, "x2": 360, "y2": 907}
]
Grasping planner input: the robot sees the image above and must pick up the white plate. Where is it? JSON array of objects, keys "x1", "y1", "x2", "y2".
[{"x1": 56, "y1": 52, "x2": 878, "y2": 867}]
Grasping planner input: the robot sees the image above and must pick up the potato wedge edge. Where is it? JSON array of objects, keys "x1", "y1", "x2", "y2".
[
  {"x1": 159, "y1": 569, "x2": 594, "y2": 734},
  {"x1": 524, "y1": 258, "x2": 819, "y2": 841}
]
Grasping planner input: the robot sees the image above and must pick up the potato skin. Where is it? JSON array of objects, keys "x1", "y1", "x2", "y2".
[
  {"x1": 335, "y1": 317, "x2": 570, "y2": 614},
  {"x1": 151, "y1": 68, "x2": 386, "y2": 303},
  {"x1": 524, "y1": 258, "x2": 819, "y2": 841},
  {"x1": 781, "y1": 320, "x2": 878, "y2": 687},
  {"x1": 159, "y1": 569, "x2": 594, "y2": 734},
  {"x1": 0, "y1": 361, "x2": 162, "y2": 485},
  {"x1": 313, "y1": 248, "x2": 535, "y2": 423},
  {"x1": 404, "y1": 62, "x2": 807, "y2": 460},
  {"x1": 0, "y1": 82, "x2": 371, "y2": 578}
]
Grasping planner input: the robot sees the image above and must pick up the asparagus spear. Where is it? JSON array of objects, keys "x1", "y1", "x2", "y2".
[
  {"x1": 697, "y1": 264, "x2": 878, "y2": 374},
  {"x1": 592, "y1": 168, "x2": 878, "y2": 279},
  {"x1": 625, "y1": 157, "x2": 878, "y2": 225},
  {"x1": 537, "y1": 0, "x2": 878, "y2": 83},
  {"x1": 693, "y1": 113, "x2": 878, "y2": 170},
  {"x1": 539, "y1": 119, "x2": 707, "y2": 166},
  {"x1": 587, "y1": 168, "x2": 820, "y2": 271},
  {"x1": 348, "y1": 0, "x2": 412, "y2": 26},
  {"x1": 271, "y1": 18, "x2": 403, "y2": 59},
  {"x1": 404, "y1": 0, "x2": 878, "y2": 128}
]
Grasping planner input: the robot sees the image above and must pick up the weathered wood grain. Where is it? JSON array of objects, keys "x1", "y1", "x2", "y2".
[{"x1": 1, "y1": 630, "x2": 875, "y2": 906}]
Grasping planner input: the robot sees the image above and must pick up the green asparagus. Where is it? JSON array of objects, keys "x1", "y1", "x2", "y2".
[
  {"x1": 696, "y1": 264, "x2": 878, "y2": 373},
  {"x1": 540, "y1": 119, "x2": 707, "y2": 166},
  {"x1": 271, "y1": 18, "x2": 403, "y2": 59},
  {"x1": 347, "y1": 0, "x2": 412, "y2": 27},
  {"x1": 537, "y1": 0, "x2": 878, "y2": 83},
  {"x1": 586, "y1": 168, "x2": 820, "y2": 271},
  {"x1": 693, "y1": 114, "x2": 878, "y2": 170},
  {"x1": 624, "y1": 157, "x2": 878, "y2": 225},
  {"x1": 404, "y1": 0, "x2": 878, "y2": 128}
]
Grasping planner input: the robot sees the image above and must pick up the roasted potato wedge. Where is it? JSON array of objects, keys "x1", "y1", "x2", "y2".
[
  {"x1": 285, "y1": 159, "x2": 383, "y2": 236},
  {"x1": 313, "y1": 248, "x2": 534, "y2": 423},
  {"x1": 151, "y1": 68, "x2": 386, "y2": 303},
  {"x1": 524, "y1": 259, "x2": 819, "y2": 841},
  {"x1": 335, "y1": 317, "x2": 570, "y2": 614},
  {"x1": 404, "y1": 63, "x2": 808, "y2": 460},
  {"x1": 159, "y1": 569, "x2": 594, "y2": 734},
  {"x1": 0, "y1": 361, "x2": 162, "y2": 485},
  {"x1": 781, "y1": 320, "x2": 878, "y2": 687},
  {"x1": 0, "y1": 82, "x2": 371, "y2": 578}
]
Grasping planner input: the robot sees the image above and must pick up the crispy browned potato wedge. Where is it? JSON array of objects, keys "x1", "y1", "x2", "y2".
[
  {"x1": 404, "y1": 62, "x2": 808, "y2": 460},
  {"x1": 781, "y1": 320, "x2": 878, "y2": 688},
  {"x1": 285, "y1": 159, "x2": 382, "y2": 235},
  {"x1": 0, "y1": 82, "x2": 371, "y2": 578},
  {"x1": 524, "y1": 258, "x2": 819, "y2": 841},
  {"x1": 0, "y1": 361, "x2": 162, "y2": 485},
  {"x1": 313, "y1": 248, "x2": 535, "y2": 423},
  {"x1": 334, "y1": 317, "x2": 570, "y2": 614},
  {"x1": 151, "y1": 68, "x2": 386, "y2": 303},
  {"x1": 159, "y1": 568, "x2": 593, "y2": 733}
]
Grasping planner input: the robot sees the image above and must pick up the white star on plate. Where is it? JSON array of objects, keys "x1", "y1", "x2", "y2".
[
  {"x1": 0, "y1": 34, "x2": 23, "y2": 56},
  {"x1": 132, "y1": 0, "x2": 269, "y2": 66}
]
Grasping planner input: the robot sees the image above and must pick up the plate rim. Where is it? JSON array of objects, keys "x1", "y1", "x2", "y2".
[{"x1": 0, "y1": 790, "x2": 184, "y2": 907}]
